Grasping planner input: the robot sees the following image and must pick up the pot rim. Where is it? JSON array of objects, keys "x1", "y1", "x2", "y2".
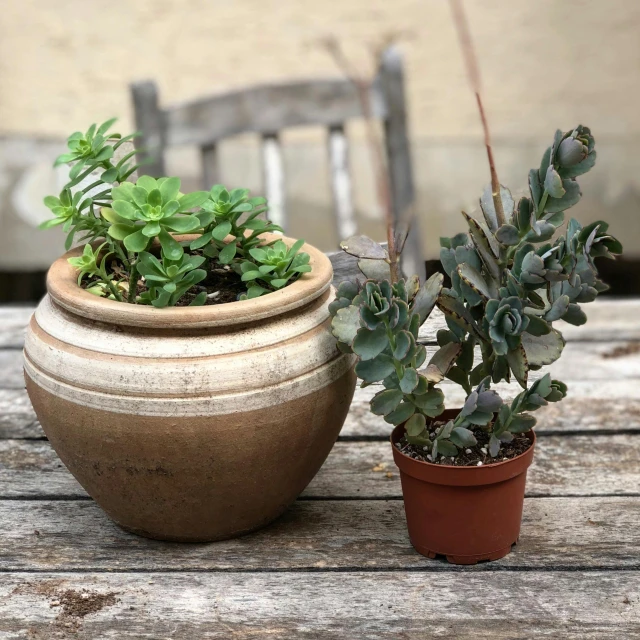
[
  {"x1": 390, "y1": 409, "x2": 536, "y2": 487},
  {"x1": 46, "y1": 233, "x2": 332, "y2": 329}
]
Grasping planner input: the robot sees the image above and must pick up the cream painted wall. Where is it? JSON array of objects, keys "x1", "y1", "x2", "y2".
[
  {"x1": 1, "y1": 0, "x2": 639, "y2": 269},
  {"x1": 1, "y1": 0, "x2": 639, "y2": 139}
]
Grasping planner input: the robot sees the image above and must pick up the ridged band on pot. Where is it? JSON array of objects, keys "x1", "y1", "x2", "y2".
[
  {"x1": 391, "y1": 410, "x2": 535, "y2": 565},
  {"x1": 24, "y1": 233, "x2": 357, "y2": 542}
]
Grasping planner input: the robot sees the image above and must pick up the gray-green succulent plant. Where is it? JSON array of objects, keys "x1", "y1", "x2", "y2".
[{"x1": 332, "y1": 125, "x2": 621, "y2": 461}]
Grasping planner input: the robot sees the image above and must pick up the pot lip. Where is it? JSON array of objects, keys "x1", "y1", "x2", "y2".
[
  {"x1": 46, "y1": 233, "x2": 333, "y2": 329},
  {"x1": 390, "y1": 409, "x2": 536, "y2": 487}
]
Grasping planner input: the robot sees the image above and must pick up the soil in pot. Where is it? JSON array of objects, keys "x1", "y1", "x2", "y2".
[
  {"x1": 395, "y1": 422, "x2": 532, "y2": 467},
  {"x1": 391, "y1": 410, "x2": 536, "y2": 565}
]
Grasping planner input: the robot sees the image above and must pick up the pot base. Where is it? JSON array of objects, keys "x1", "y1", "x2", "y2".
[{"x1": 411, "y1": 539, "x2": 516, "y2": 565}]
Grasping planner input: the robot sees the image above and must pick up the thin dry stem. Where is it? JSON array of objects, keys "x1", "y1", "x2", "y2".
[
  {"x1": 320, "y1": 37, "x2": 400, "y2": 283},
  {"x1": 449, "y1": 0, "x2": 505, "y2": 227}
]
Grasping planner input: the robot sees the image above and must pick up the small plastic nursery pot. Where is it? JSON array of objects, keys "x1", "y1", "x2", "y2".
[
  {"x1": 24, "y1": 233, "x2": 357, "y2": 542},
  {"x1": 391, "y1": 409, "x2": 535, "y2": 565}
]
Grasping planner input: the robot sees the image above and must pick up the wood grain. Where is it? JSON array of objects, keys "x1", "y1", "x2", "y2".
[
  {"x1": 0, "y1": 571, "x2": 638, "y2": 639},
  {"x1": 2, "y1": 435, "x2": 639, "y2": 500},
  {"x1": 0, "y1": 497, "x2": 638, "y2": 571}
]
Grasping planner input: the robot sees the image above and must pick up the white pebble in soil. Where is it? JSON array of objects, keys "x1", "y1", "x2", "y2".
[
  {"x1": 465, "y1": 449, "x2": 472, "y2": 454},
  {"x1": 480, "y1": 447, "x2": 488, "y2": 454},
  {"x1": 477, "y1": 461, "x2": 483, "y2": 466}
]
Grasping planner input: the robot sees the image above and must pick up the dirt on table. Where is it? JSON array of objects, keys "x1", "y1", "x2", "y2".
[
  {"x1": 11, "y1": 581, "x2": 119, "y2": 633},
  {"x1": 396, "y1": 422, "x2": 533, "y2": 467}
]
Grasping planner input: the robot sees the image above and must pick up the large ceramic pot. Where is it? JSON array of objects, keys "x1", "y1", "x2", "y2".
[{"x1": 24, "y1": 234, "x2": 356, "y2": 542}]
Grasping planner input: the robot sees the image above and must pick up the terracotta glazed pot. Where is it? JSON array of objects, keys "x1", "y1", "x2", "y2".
[
  {"x1": 24, "y1": 234, "x2": 356, "y2": 542},
  {"x1": 391, "y1": 409, "x2": 535, "y2": 565}
]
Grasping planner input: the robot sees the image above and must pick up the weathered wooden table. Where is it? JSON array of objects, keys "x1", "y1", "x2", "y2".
[{"x1": 1, "y1": 264, "x2": 640, "y2": 638}]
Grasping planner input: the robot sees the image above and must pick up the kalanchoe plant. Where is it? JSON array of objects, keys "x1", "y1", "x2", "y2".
[
  {"x1": 331, "y1": 125, "x2": 621, "y2": 463},
  {"x1": 41, "y1": 119, "x2": 312, "y2": 307}
]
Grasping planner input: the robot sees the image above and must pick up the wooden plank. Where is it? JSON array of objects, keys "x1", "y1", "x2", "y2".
[
  {"x1": 129, "y1": 80, "x2": 166, "y2": 177},
  {"x1": 200, "y1": 142, "x2": 220, "y2": 189},
  {"x1": 163, "y1": 78, "x2": 387, "y2": 146},
  {"x1": 0, "y1": 571, "x2": 638, "y2": 638},
  {"x1": 344, "y1": 379, "x2": 640, "y2": 437},
  {"x1": 261, "y1": 133, "x2": 286, "y2": 231},
  {"x1": 1, "y1": 378, "x2": 639, "y2": 441},
  {"x1": 0, "y1": 306, "x2": 31, "y2": 348},
  {"x1": 327, "y1": 124, "x2": 357, "y2": 241},
  {"x1": 2, "y1": 434, "x2": 639, "y2": 500},
  {"x1": 0, "y1": 497, "x2": 638, "y2": 572}
]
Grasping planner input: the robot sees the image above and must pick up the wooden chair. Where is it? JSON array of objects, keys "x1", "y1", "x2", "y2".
[{"x1": 130, "y1": 46, "x2": 425, "y2": 281}]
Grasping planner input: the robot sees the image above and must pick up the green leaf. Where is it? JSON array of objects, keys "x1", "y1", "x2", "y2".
[
  {"x1": 211, "y1": 220, "x2": 232, "y2": 241},
  {"x1": 158, "y1": 229, "x2": 183, "y2": 261},
  {"x1": 562, "y1": 303, "x2": 587, "y2": 326},
  {"x1": 506, "y1": 344, "x2": 528, "y2": 389},
  {"x1": 331, "y1": 305, "x2": 361, "y2": 345},
  {"x1": 218, "y1": 242, "x2": 237, "y2": 264},
  {"x1": 162, "y1": 215, "x2": 201, "y2": 233},
  {"x1": 142, "y1": 221, "x2": 161, "y2": 237},
  {"x1": 457, "y1": 263, "x2": 492, "y2": 303},
  {"x1": 159, "y1": 177, "x2": 181, "y2": 202},
  {"x1": 495, "y1": 224, "x2": 520, "y2": 246},
  {"x1": 462, "y1": 211, "x2": 501, "y2": 281},
  {"x1": 436, "y1": 440, "x2": 458, "y2": 457},
  {"x1": 340, "y1": 235, "x2": 387, "y2": 260},
  {"x1": 525, "y1": 314, "x2": 551, "y2": 336},
  {"x1": 400, "y1": 368, "x2": 419, "y2": 394},
  {"x1": 405, "y1": 413, "x2": 427, "y2": 437},
  {"x1": 112, "y1": 200, "x2": 139, "y2": 220},
  {"x1": 355, "y1": 354, "x2": 396, "y2": 383},
  {"x1": 179, "y1": 191, "x2": 210, "y2": 210},
  {"x1": 246, "y1": 285, "x2": 267, "y2": 299},
  {"x1": 480, "y1": 183, "x2": 514, "y2": 231},
  {"x1": 509, "y1": 414, "x2": 537, "y2": 434},
  {"x1": 370, "y1": 389, "x2": 404, "y2": 416},
  {"x1": 412, "y1": 272, "x2": 444, "y2": 324},
  {"x1": 424, "y1": 342, "x2": 462, "y2": 383},
  {"x1": 101, "y1": 167, "x2": 118, "y2": 183},
  {"x1": 240, "y1": 270, "x2": 262, "y2": 282},
  {"x1": 392, "y1": 330, "x2": 413, "y2": 360},
  {"x1": 352, "y1": 325, "x2": 389, "y2": 361},
  {"x1": 521, "y1": 329, "x2": 565, "y2": 367},
  {"x1": 190, "y1": 231, "x2": 213, "y2": 250},
  {"x1": 357, "y1": 258, "x2": 391, "y2": 281},
  {"x1": 383, "y1": 402, "x2": 416, "y2": 426},
  {"x1": 450, "y1": 427, "x2": 477, "y2": 448},
  {"x1": 123, "y1": 229, "x2": 149, "y2": 253},
  {"x1": 190, "y1": 291, "x2": 208, "y2": 306}
]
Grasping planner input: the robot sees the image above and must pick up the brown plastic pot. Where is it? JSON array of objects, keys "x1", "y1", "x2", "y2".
[{"x1": 391, "y1": 409, "x2": 535, "y2": 565}]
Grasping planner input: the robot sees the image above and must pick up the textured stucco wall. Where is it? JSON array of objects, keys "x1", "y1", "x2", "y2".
[
  {"x1": 2, "y1": 0, "x2": 639, "y2": 138},
  {"x1": 1, "y1": 0, "x2": 639, "y2": 268}
]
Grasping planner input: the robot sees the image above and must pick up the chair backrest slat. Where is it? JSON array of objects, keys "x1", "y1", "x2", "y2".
[
  {"x1": 161, "y1": 79, "x2": 387, "y2": 147},
  {"x1": 327, "y1": 124, "x2": 356, "y2": 241},
  {"x1": 201, "y1": 143, "x2": 220, "y2": 190},
  {"x1": 131, "y1": 81, "x2": 166, "y2": 178},
  {"x1": 261, "y1": 133, "x2": 286, "y2": 231}
]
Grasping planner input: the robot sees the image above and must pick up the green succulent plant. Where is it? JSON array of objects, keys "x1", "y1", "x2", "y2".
[
  {"x1": 107, "y1": 176, "x2": 209, "y2": 259},
  {"x1": 237, "y1": 239, "x2": 312, "y2": 299},
  {"x1": 190, "y1": 185, "x2": 282, "y2": 264},
  {"x1": 43, "y1": 120, "x2": 312, "y2": 308},
  {"x1": 136, "y1": 251, "x2": 207, "y2": 308}
]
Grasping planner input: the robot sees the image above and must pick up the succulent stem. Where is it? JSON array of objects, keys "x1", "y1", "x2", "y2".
[
  {"x1": 127, "y1": 253, "x2": 138, "y2": 304},
  {"x1": 450, "y1": 0, "x2": 506, "y2": 228}
]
